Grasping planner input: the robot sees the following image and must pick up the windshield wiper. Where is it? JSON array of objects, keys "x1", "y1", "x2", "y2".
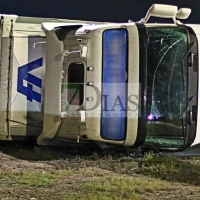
[
  {"x1": 181, "y1": 96, "x2": 194, "y2": 118},
  {"x1": 183, "y1": 42, "x2": 194, "y2": 59}
]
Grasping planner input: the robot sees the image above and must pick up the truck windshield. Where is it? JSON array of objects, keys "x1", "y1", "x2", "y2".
[{"x1": 144, "y1": 27, "x2": 188, "y2": 148}]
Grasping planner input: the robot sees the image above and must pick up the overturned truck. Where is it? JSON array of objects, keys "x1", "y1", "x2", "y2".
[{"x1": 0, "y1": 4, "x2": 200, "y2": 155}]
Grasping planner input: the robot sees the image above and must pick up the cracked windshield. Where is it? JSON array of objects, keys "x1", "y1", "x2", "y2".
[{"x1": 144, "y1": 27, "x2": 188, "y2": 148}]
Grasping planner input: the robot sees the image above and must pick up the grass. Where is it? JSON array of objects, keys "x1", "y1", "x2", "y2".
[{"x1": 0, "y1": 143, "x2": 200, "y2": 199}]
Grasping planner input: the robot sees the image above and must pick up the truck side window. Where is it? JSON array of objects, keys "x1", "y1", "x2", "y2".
[{"x1": 67, "y1": 63, "x2": 84, "y2": 105}]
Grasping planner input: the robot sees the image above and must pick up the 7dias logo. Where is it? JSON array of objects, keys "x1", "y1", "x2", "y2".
[{"x1": 61, "y1": 83, "x2": 140, "y2": 118}]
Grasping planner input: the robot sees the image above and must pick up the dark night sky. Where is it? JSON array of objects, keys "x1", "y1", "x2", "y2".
[{"x1": 0, "y1": 0, "x2": 199, "y2": 24}]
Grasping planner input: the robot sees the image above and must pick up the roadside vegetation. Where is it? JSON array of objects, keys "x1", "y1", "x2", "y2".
[{"x1": 0, "y1": 143, "x2": 200, "y2": 199}]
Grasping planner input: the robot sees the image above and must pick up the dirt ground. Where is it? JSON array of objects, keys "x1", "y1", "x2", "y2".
[{"x1": 0, "y1": 143, "x2": 200, "y2": 200}]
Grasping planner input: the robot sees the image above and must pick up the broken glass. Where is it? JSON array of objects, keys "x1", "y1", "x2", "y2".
[{"x1": 144, "y1": 27, "x2": 188, "y2": 148}]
